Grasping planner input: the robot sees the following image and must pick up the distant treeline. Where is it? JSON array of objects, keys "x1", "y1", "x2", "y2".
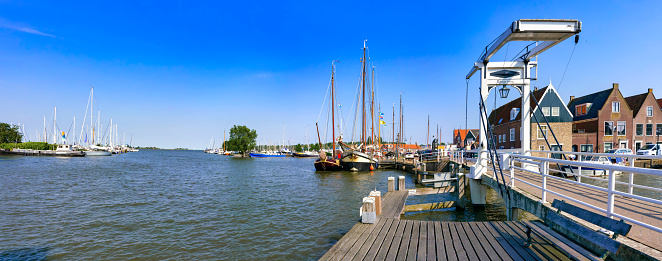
[{"x1": 0, "y1": 142, "x2": 56, "y2": 150}]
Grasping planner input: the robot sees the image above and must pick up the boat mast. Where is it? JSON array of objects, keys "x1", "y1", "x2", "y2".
[
  {"x1": 332, "y1": 61, "x2": 337, "y2": 156},
  {"x1": 361, "y1": 40, "x2": 367, "y2": 147},
  {"x1": 90, "y1": 87, "x2": 94, "y2": 146},
  {"x1": 371, "y1": 66, "x2": 375, "y2": 147},
  {"x1": 53, "y1": 106, "x2": 57, "y2": 145}
]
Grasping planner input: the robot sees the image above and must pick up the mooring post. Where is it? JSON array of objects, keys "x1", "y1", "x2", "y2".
[
  {"x1": 361, "y1": 197, "x2": 376, "y2": 224},
  {"x1": 388, "y1": 177, "x2": 395, "y2": 192},
  {"x1": 370, "y1": 190, "x2": 382, "y2": 216},
  {"x1": 398, "y1": 176, "x2": 405, "y2": 191}
]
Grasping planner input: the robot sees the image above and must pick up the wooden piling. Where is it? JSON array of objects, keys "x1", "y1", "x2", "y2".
[
  {"x1": 370, "y1": 190, "x2": 382, "y2": 216},
  {"x1": 398, "y1": 176, "x2": 405, "y2": 191},
  {"x1": 388, "y1": 177, "x2": 395, "y2": 192}
]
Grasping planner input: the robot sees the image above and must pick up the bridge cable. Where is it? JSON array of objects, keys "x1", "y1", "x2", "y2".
[
  {"x1": 478, "y1": 95, "x2": 511, "y2": 201},
  {"x1": 557, "y1": 34, "x2": 579, "y2": 90}
]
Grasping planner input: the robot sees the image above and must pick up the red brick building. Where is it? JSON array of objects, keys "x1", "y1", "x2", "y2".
[{"x1": 625, "y1": 88, "x2": 662, "y2": 151}]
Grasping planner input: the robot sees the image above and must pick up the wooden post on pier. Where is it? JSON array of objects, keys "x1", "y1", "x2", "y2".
[
  {"x1": 369, "y1": 191, "x2": 381, "y2": 216},
  {"x1": 398, "y1": 176, "x2": 405, "y2": 191},
  {"x1": 361, "y1": 197, "x2": 376, "y2": 224},
  {"x1": 388, "y1": 177, "x2": 395, "y2": 192}
]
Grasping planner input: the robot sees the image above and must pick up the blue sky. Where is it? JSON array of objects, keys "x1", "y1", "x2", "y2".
[{"x1": 1, "y1": 0, "x2": 661, "y2": 149}]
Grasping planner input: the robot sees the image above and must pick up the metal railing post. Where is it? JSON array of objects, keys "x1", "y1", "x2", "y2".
[
  {"x1": 541, "y1": 160, "x2": 548, "y2": 203},
  {"x1": 510, "y1": 157, "x2": 515, "y2": 187},
  {"x1": 577, "y1": 165, "x2": 582, "y2": 182},
  {"x1": 607, "y1": 169, "x2": 615, "y2": 219},
  {"x1": 629, "y1": 159, "x2": 635, "y2": 194}
]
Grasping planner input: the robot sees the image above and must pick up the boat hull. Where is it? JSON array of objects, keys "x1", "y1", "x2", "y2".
[
  {"x1": 340, "y1": 151, "x2": 378, "y2": 171},
  {"x1": 314, "y1": 159, "x2": 343, "y2": 171},
  {"x1": 85, "y1": 151, "x2": 112, "y2": 156},
  {"x1": 249, "y1": 153, "x2": 286, "y2": 158},
  {"x1": 293, "y1": 152, "x2": 318, "y2": 158}
]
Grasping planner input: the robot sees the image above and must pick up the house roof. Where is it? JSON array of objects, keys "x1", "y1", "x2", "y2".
[
  {"x1": 566, "y1": 88, "x2": 613, "y2": 121},
  {"x1": 468, "y1": 129, "x2": 480, "y2": 139},
  {"x1": 453, "y1": 129, "x2": 477, "y2": 139},
  {"x1": 624, "y1": 92, "x2": 648, "y2": 117},
  {"x1": 658, "y1": 99, "x2": 662, "y2": 111},
  {"x1": 488, "y1": 87, "x2": 547, "y2": 126}
]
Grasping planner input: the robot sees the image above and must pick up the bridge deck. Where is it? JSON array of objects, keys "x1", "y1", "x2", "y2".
[
  {"x1": 321, "y1": 189, "x2": 590, "y2": 261},
  {"x1": 479, "y1": 164, "x2": 662, "y2": 251}
]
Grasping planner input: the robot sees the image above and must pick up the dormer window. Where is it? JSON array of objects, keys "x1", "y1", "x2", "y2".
[
  {"x1": 612, "y1": 102, "x2": 620, "y2": 113},
  {"x1": 575, "y1": 104, "x2": 588, "y2": 116},
  {"x1": 510, "y1": 108, "x2": 520, "y2": 120}
]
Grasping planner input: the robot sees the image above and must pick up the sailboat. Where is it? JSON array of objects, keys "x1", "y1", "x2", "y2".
[
  {"x1": 339, "y1": 41, "x2": 378, "y2": 171},
  {"x1": 315, "y1": 61, "x2": 343, "y2": 171}
]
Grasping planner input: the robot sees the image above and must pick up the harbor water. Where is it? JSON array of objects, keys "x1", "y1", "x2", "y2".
[{"x1": 2, "y1": 150, "x2": 508, "y2": 260}]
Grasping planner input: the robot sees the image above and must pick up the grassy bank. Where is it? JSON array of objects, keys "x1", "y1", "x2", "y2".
[{"x1": 0, "y1": 142, "x2": 56, "y2": 150}]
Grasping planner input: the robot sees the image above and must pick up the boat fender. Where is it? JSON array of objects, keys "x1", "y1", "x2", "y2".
[{"x1": 370, "y1": 165, "x2": 374, "y2": 171}]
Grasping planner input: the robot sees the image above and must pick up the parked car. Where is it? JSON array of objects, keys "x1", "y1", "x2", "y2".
[
  {"x1": 637, "y1": 144, "x2": 661, "y2": 156},
  {"x1": 404, "y1": 152, "x2": 414, "y2": 159},
  {"x1": 605, "y1": 148, "x2": 633, "y2": 164}
]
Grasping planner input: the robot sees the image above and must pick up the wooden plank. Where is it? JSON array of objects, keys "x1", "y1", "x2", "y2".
[
  {"x1": 479, "y1": 222, "x2": 523, "y2": 261},
  {"x1": 451, "y1": 222, "x2": 480, "y2": 260},
  {"x1": 468, "y1": 222, "x2": 513, "y2": 261},
  {"x1": 441, "y1": 222, "x2": 458, "y2": 261},
  {"x1": 374, "y1": 219, "x2": 402, "y2": 261},
  {"x1": 403, "y1": 201, "x2": 456, "y2": 212},
  {"x1": 405, "y1": 220, "x2": 421, "y2": 261},
  {"x1": 546, "y1": 211, "x2": 621, "y2": 254},
  {"x1": 486, "y1": 222, "x2": 539, "y2": 261},
  {"x1": 341, "y1": 220, "x2": 386, "y2": 261},
  {"x1": 524, "y1": 221, "x2": 600, "y2": 261},
  {"x1": 385, "y1": 220, "x2": 409, "y2": 261},
  {"x1": 551, "y1": 199, "x2": 632, "y2": 236},
  {"x1": 395, "y1": 220, "x2": 413, "y2": 261},
  {"x1": 407, "y1": 186, "x2": 456, "y2": 195},
  {"x1": 489, "y1": 222, "x2": 542, "y2": 261},
  {"x1": 320, "y1": 223, "x2": 369, "y2": 261},
  {"x1": 427, "y1": 221, "x2": 436, "y2": 261},
  {"x1": 447, "y1": 222, "x2": 469, "y2": 260},
  {"x1": 351, "y1": 219, "x2": 390, "y2": 261},
  {"x1": 363, "y1": 219, "x2": 396, "y2": 261},
  {"x1": 417, "y1": 221, "x2": 427, "y2": 261},
  {"x1": 459, "y1": 222, "x2": 494, "y2": 261},
  {"x1": 504, "y1": 221, "x2": 569, "y2": 261}
]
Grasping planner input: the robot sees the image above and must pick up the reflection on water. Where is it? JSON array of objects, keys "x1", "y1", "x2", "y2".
[
  {"x1": 1, "y1": 150, "x2": 512, "y2": 260},
  {"x1": 580, "y1": 171, "x2": 662, "y2": 200}
]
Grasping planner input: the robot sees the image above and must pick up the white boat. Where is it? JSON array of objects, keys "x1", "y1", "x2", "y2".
[
  {"x1": 85, "y1": 149, "x2": 112, "y2": 156},
  {"x1": 561, "y1": 156, "x2": 622, "y2": 177}
]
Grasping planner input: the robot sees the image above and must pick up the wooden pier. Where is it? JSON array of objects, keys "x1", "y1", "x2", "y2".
[{"x1": 321, "y1": 188, "x2": 599, "y2": 260}]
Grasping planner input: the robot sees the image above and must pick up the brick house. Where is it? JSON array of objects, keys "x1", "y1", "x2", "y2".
[
  {"x1": 567, "y1": 83, "x2": 633, "y2": 153},
  {"x1": 625, "y1": 88, "x2": 662, "y2": 151},
  {"x1": 452, "y1": 129, "x2": 479, "y2": 149},
  {"x1": 488, "y1": 83, "x2": 573, "y2": 157}
]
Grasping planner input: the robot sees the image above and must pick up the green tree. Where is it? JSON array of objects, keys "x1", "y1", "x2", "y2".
[
  {"x1": 294, "y1": 144, "x2": 303, "y2": 152},
  {"x1": 310, "y1": 143, "x2": 320, "y2": 151},
  {"x1": 0, "y1": 122, "x2": 23, "y2": 144},
  {"x1": 225, "y1": 125, "x2": 257, "y2": 154}
]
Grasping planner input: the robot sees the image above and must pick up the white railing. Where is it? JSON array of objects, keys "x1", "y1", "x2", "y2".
[{"x1": 484, "y1": 151, "x2": 662, "y2": 235}]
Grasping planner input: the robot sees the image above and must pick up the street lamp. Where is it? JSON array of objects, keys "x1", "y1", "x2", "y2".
[
  {"x1": 657, "y1": 127, "x2": 661, "y2": 144},
  {"x1": 498, "y1": 85, "x2": 510, "y2": 99}
]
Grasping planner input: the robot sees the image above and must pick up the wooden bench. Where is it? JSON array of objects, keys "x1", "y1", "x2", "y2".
[{"x1": 524, "y1": 199, "x2": 632, "y2": 260}]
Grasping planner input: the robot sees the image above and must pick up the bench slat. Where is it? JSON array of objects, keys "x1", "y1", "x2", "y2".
[
  {"x1": 546, "y1": 211, "x2": 622, "y2": 254},
  {"x1": 551, "y1": 199, "x2": 631, "y2": 236}
]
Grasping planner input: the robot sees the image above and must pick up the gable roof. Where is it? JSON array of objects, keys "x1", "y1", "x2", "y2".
[
  {"x1": 488, "y1": 87, "x2": 547, "y2": 126},
  {"x1": 454, "y1": 129, "x2": 477, "y2": 139},
  {"x1": 468, "y1": 129, "x2": 480, "y2": 139},
  {"x1": 624, "y1": 92, "x2": 649, "y2": 117},
  {"x1": 566, "y1": 88, "x2": 613, "y2": 121}
]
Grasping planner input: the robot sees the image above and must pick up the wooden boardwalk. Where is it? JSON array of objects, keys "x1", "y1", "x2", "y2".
[
  {"x1": 481, "y1": 165, "x2": 662, "y2": 251},
  {"x1": 321, "y1": 189, "x2": 593, "y2": 261}
]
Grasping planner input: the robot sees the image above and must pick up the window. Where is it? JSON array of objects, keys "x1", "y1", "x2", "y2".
[
  {"x1": 510, "y1": 128, "x2": 515, "y2": 141},
  {"x1": 648, "y1": 106, "x2": 654, "y2": 117},
  {"x1": 510, "y1": 108, "x2": 520, "y2": 120},
  {"x1": 575, "y1": 104, "x2": 587, "y2": 116},
  {"x1": 604, "y1": 121, "x2": 613, "y2": 136},
  {"x1": 542, "y1": 107, "x2": 550, "y2": 116},
  {"x1": 657, "y1": 124, "x2": 662, "y2": 136},
  {"x1": 637, "y1": 124, "x2": 644, "y2": 136},
  {"x1": 537, "y1": 125, "x2": 547, "y2": 139},
  {"x1": 498, "y1": 134, "x2": 502, "y2": 143},
  {"x1": 539, "y1": 145, "x2": 545, "y2": 151},
  {"x1": 617, "y1": 121, "x2": 626, "y2": 135},
  {"x1": 604, "y1": 142, "x2": 613, "y2": 152},
  {"x1": 552, "y1": 107, "x2": 560, "y2": 116},
  {"x1": 612, "y1": 102, "x2": 620, "y2": 113},
  {"x1": 580, "y1": 144, "x2": 594, "y2": 153},
  {"x1": 647, "y1": 123, "x2": 653, "y2": 136},
  {"x1": 551, "y1": 145, "x2": 563, "y2": 159}
]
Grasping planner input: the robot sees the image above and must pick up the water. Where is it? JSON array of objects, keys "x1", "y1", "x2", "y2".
[{"x1": 1, "y1": 150, "x2": 506, "y2": 260}]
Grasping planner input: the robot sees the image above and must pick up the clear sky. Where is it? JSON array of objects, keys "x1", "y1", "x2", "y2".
[{"x1": 1, "y1": 0, "x2": 661, "y2": 149}]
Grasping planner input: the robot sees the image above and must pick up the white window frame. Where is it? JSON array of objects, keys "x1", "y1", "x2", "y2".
[
  {"x1": 604, "y1": 142, "x2": 613, "y2": 152},
  {"x1": 648, "y1": 106, "x2": 654, "y2": 117},
  {"x1": 604, "y1": 121, "x2": 613, "y2": 136},
  {"x1": 539, "y1": 145, "x2": 545, "y2": 151},
  {"x1": 537, "y1": 125, "x2": 547, "y2": 139},
  {"x1": 612, "y1": 102, "x2": 620, "y2": 113},
  {"x1": 551, "y1": 107, "x2": 560, "y2": 116},
  {"x1": 542, "y1": 107, "x2": 550, "y2": 116},
  {"x1": 510, "y1": 108, "x2": 520, "y2": 121},
  {"x1": 510, "y1": 128, "x2": 515, "y2": 142},
  {"x1": 617, "y1": 121, "x2": 626, "y2": 136}
]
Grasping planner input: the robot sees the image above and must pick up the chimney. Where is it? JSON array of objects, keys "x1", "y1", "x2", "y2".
[
  {"x1": 613, "y1": 83, "x2": 619, "y2": 89},
  {"x1": 570, "y1": 96, "x2": 575, "y2": 101},
  {"x1": 534, "y1": 86, "x2": 538, "y2": 91},
  {"x1": 649, "y1": 88, "x2": 653, "y2": 93}
]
